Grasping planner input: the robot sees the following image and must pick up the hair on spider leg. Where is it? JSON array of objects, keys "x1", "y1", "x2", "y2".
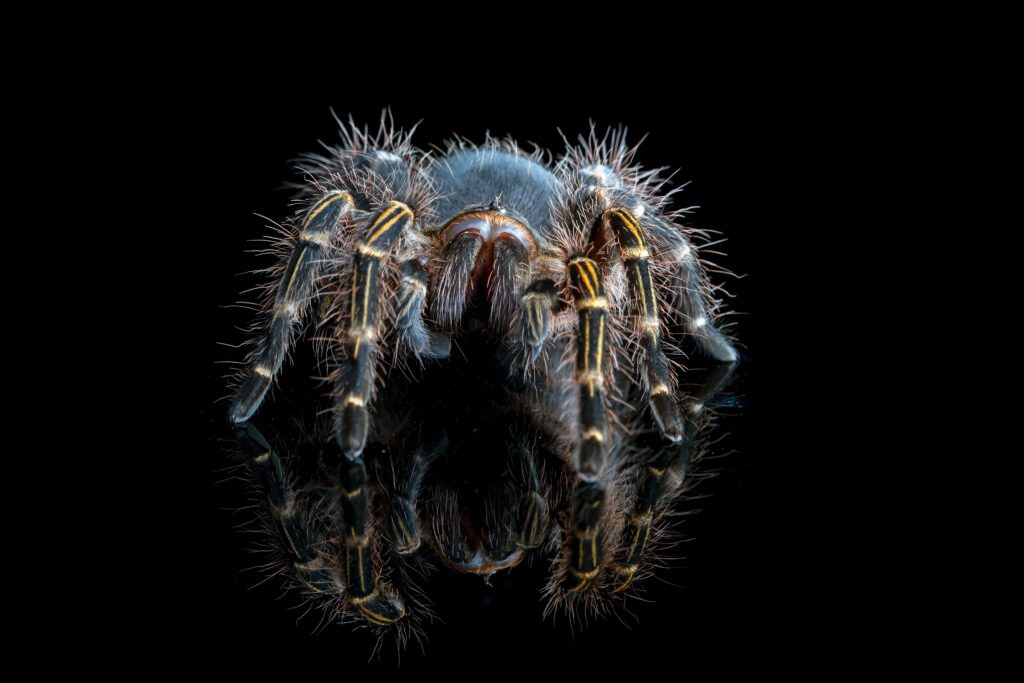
[{"x1": 221, "y1": 113, "x2": 744, "y2": 647}]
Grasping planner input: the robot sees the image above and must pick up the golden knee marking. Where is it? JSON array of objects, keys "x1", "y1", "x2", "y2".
[
  {"x1": 348, "y1": 326, "x2": 376, "y2": 358},
  {"x1": 583, "y1": 428, "x2": 604, "y2": 442},
  {"x1": 254, "y1": 364, "x2": 272, "y2": 378},
  {"x1": 575, "y1": 296, "x2": 608, "y2": 311},
  {"x1": 622, "y1": 246, "x2": 649, "y2": 259},
  {"x1": 357, "y1": 241, "x2": 386, "y2": 258},
  {"x1": 275, "y1": 301, "x2": 299, "y2": 318},
  {"x1": 650, "y1": 383, "x2": 670, "y2": 397},
  {"x1": 568, "y1": 567, "x2": 600, "y2": 580},
  {"x1": 300, "y1": 229, "x2": 331, "y2": 247},
  {"x1": 344, "y1": 395, "x2": 366, "y2": 407},
  {"x1": 613, "y1": 564, "x2": 639, "y2": 577},
  {"x1": 349, "y1": 589, "x2": 377, "y2": 607},
  {"x1": 610, "y1": 564, "x2": 639, "y2": 593},
  {"x1": 254, "y1": 451, "x2": 270, "y2": 463},
  {"x1": 294, "y1": 556, "x2": 325, "y2": 571},
  {"x1": 360, "y1": 606, "x2": 401, "y2": 624},
  {"x1": 401, "y1": 276, "x2": 427, "y2": 292}
]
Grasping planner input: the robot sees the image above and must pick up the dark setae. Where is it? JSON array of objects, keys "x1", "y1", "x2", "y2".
[{"x1": 228, "y1": 114, "x2": 739, "y2": 639}]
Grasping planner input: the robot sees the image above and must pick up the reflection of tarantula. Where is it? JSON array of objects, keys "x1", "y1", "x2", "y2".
[{"x1": 228, "y1": 115, "x2": 739, "y2": 633}]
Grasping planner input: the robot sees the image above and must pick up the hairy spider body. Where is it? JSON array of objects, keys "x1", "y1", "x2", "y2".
[{"x1": 228, "y1": 116, "x2": 738, "y2": 634}]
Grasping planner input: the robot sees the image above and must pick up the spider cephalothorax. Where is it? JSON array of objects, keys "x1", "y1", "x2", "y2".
[{"x1": 228, "y1": 115, "x2": 739, "y2": 636}]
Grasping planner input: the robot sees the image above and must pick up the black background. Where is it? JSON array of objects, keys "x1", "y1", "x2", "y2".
[{"x1": 167, "y1": 65, "x2": 835, "y2": 669}]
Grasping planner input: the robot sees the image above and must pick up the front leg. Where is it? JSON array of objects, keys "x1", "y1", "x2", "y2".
[{"x1": 231, "y1": 191, "x2": 355, "y2": 423}]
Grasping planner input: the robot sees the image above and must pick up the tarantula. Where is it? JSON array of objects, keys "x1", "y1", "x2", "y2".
[{"x1": 228, "y1": 115, "x2": 739, "y2": 632}]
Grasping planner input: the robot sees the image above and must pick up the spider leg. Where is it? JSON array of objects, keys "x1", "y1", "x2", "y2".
[
  {"x1": 231, "y1": 191, "x2": 355, "y2": 423},
  {"x1": 519, "y1": 278, "x2": 559, "y2": 364},
  {"x1": 336, "y1": 201, "x2": 416, "y2": 457},
  {"x1": 234, "y1": 422, "x2": 343, "y2": 595},
  {"x1": 395, "y1": 260, "x2": 451, "y2": 359},
  {"x1": 603, "y1": 206, "x2": 687, "y2": 441},
  {"x1": 608, "y1": 361, "x2": 737, "y2": 592},
  {"x1": 333, "y1": 200, "x2": 427, "y2": 624},
  {"x1": 564, "y1": 257, "x2": 611, "y2": 590}
]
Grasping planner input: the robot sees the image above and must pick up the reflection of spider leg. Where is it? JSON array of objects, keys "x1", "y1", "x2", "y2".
[
  {"x1": 231, "y1": 191, "x2": 355, "y2": 423},
  {"x1": 513, "y1": 435, "x2": 550, "y2": 550},
  {"x1": 336, "y1": 451, "x2": 406, "y2": 625},
  {"x1": 609, "y1": 361, "x2": 737, "y2": 593},
  {"x1": 388, "y1": 430, "x2": 447, "y2": 555},
  {"x1": 233, "y1": 422, "x2": 342, "y2": 595}
]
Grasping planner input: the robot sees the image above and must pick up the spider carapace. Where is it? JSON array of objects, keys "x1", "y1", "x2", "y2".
[{"x1": 228, "y1": 116, "x2": 739, "y2": 635}]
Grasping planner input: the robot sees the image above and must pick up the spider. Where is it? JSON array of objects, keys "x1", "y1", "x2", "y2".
[{"x1": 228, "y1": 115, "x2": 739, "y2": 634}]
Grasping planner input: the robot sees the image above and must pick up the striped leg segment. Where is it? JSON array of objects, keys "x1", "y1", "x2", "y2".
[
  {"x1": 389, "y1": 430, "x2": 448, "y2": 555},
  {"x1": 234, "y1": 423, "x2": 342, "y2": 595},
  {"x1": 569, "y1": 257, "x2": 609, "y2": 480},
  {"x1": 565, "y1": 257, "x2": 611, "y2": 590},
  {"x1": 231, "y1": 191, "x2": 354, "y2": 424},
  {"x1": 336, "y1": 201, "x2": 415, "y2": 458},
  {"x1": 605, "y1": 208, "x2": 684, "y2": 442}
]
